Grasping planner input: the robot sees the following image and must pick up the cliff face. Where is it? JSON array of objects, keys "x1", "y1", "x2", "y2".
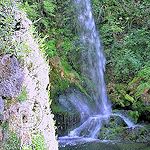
[{"x1": 0, "y1": 2, "x2": 58, "y2": 150}]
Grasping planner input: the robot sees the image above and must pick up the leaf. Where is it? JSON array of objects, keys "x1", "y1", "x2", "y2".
[{"x1": 124, "y1": 94, "x2": 135, "y2": 103}]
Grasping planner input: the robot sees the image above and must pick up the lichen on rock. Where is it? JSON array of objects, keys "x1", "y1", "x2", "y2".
[
  {"x1": 11, "y1": 8, "x2": 58, "y2": 150},
  {"x1": 0, "y1": 54, "x2": 24, "y2": 98},
  {"x1": 0, "y1": 1, "x2": 58, "y2": 150}
]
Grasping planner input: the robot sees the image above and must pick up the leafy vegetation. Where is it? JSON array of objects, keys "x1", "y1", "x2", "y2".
[
  {"x1": 92, "y1": 0, "x2": 150, "y2": 81},
  {"x1": 17, "y1": 86, "x2": 28, "y2": 102},
  {"x1": 22, "y1": 133, "x2": 46, "y2": 150},
  {"x1": 31, "y1": 133, "x2": 46, "y2": 150},
  {"x1": 92, "y1": 0, "x2": 150, "y2": 122},
  {"x1": 4, "y1": 131, "x2": 21, "y2": 150},
  {"x1": 0, "y1": 0, "x2": 15, "y2": 55}
]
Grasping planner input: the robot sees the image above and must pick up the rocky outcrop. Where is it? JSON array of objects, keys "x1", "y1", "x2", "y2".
[
  {"x1": 0, "y1": 54, "x2": 24, "y2": 117},
  {"x1": 0, "y1": 2, "x2": 58, "y2": 150},
  {"x1": 0, "y1": 54, "x2": 24, "y2": 98},
  {"x1": 13, "y1": 10, "x2": 58, "y2": 149},
  {"x1": 58, "y1": 88, "x2": 92, "y2": 119},
  {"x1": 57, "y1": 88, "x2": 92, "y2": 135}
]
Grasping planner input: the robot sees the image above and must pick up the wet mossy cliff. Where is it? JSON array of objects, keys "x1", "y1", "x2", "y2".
[{"x1": 0, "y1": 1, "x2": 58, "y2": 150}]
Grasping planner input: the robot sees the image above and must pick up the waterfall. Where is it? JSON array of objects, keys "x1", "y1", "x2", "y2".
[
  {"x1": 74, "y1": 0, "x2": 112, "y2": 115},
  {"x1": 59, "y1": 0, "x2": 136, "y2": 146}
]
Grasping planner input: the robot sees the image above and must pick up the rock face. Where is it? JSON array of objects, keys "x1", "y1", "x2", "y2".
[
  {"x1": 0, "y1": 54, "x2": 23, "y2": 115},
  {"x1": 0, "y1": 3, "x2": 58, "y2": 150},
  {"x1": 0, "y1": 54, "x2": 24, "y2": 98},
  {"x1": 58, "y1": 88, "x2": 92, "y2": 120},
  {"x1": 11, "y1": 9, "x2": 58, "y2": 149},
  {"x1": 0, "y1": 54, "x2": 23, "y2": 128}
]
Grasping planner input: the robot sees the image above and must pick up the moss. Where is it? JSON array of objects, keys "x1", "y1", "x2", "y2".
[
  {"x1": 50, "y1": 58, "x2": 88, "y2": 99},
  {"x1": 1, "y1": 121, "x2": 9, "y2": 131},
  {"x1": 31, "y1": 133, "x2": 46, "y2": 150},
  {"x1": 99, "y1": 117, "x2": 150, "y2": 142},
  {"x1": 128, "y1": 111, "x2": 139, "y2": 123},
  {"x1": 51, "y1": 103, "x2": 67, "y2": 113},
  {"x1": 17, "y1": 86, "x2": 28, "y2": 102},
  {"x1": 22, "y1": 133, "x2": 46, "y2": 150},
  {"x1": 4, "y1": 131, "x2": 21, "y2": 150}
]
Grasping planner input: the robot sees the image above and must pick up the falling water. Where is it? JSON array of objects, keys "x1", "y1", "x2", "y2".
[
  {"x1": 75, "y1": 0, "x2": 111, "y2": 116},
  {"x1": 59, "y1": 0, "x2": 136, "y2": 146}
]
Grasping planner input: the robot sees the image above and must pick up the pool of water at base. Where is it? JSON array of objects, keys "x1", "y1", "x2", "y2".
[{"x1": 59, "y1": 141, "x2": 150, "y2": 150}]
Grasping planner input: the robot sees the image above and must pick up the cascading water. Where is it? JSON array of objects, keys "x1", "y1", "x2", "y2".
[
  {"x1": 59, "y1": 0, "x2": 137, "y2": 146},
  {"x1": 75, "y1": 0, "x2": 111, "y2": 116}
]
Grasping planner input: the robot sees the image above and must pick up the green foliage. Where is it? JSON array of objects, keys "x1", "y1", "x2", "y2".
[
  {"x1": 0, "y1": 0, "x2": 15, "y2": 55},
  {"x1": 21, "y1": 0, "x2": 57, "y2": 34},
  {"x1": 32, "y1": 133, "x2": 46, "y2": 150},
  {"x1": 128, "y1": 111, "x2": 139, "y2": 123},
  {"x1": 22, "y1": 146, "x2": 32, "y2": 150},
  {"x1": 22, "y1": 133, "x2": 46, "y2": 150},
  {"x1": 45, "y1": 39, "x2": 57, "y2": 57},
  {"x1": 17, "y1": 86, "x2": 28, "y2": 102},
  {"x1": 108, "y1": 83, "x2": 129, "y2": 107},
  {"x1": 1, "y1": 121, "x2": 9, "y2": 131},
  {"x1": 4, "y1": 131, "x2": 21, "y2": 150},
  {"x1": 43, "y1": 0, "x2": 56, "y2": 16},
  {"x1": 20, "y1": 1, "x2": 39, "y2": 21},
  {"x1": 129, "y1": 66, "x2": 150, "y2": 98},
  {"x1": 124, "y1": 94, "x2": 135, "y2": 103},
  {"x1": 109, "y1": 66, "x2": 150, "y2": 122},
  {"x1": 112, "y1": 28, "x2": 150, "y2": 81},
  {"x1": 92, "y1": 0, "x2": 150, "y2": 81},
  {"x1": 138, "y1": 66, "x2": 150, "y2": 80}
]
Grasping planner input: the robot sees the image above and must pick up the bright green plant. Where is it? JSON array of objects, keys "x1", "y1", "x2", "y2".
[
  {"x1": 4, "y1": 131, "x2": 21, "y2": 150},
  {"x1": 128, "y1": 111, "x2": 139, "y2": 123},
  {"x1": 0, "y1": 0, "x2": 15, "y2": 55},
  {"x1": 32, "y1": 133, "x2": 46, "y2": 150},
  {"x1": 22, "y1": 146, "x2": 32, "y2": 150},
  {"x1": 92, "y1": 0, "x2": 150, "y2": 82},
  {"x1": 20, "y1": 1, "x2": 39, "y2": 21},
  {"x1": 128, "y1": 66, "x2": 150, "y2": 99},
  {"x1": 45, "y1": 39, "x2": 57, "y2": 57},
  {"x1": 17, "y1": 87, "x2": 28, "y2": 102},
  {"x1": 22, "y1": 133, "x2": 46, "y2": 150},
  {"x1": 43, "y1": 0, "x2": 56, "y2": 16},
  {"x1": 1, "y1": 121, "x2": 9, "y2": 131}
]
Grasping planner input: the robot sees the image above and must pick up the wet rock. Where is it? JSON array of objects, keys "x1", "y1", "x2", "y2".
[
  {"x1": 59, "y1": 95, "x2": 76, "y2": 112},
  {"x1": 99, "y1": 118, "x2": 150, "y2": 143},
  {"x1": 57, "y1": 88, "x2": 92, "y2": 136},
  {"x1": 58, "y1": 88, "x2": 92, "y2": 118},
  {"x1": 0, "y1": 54, "x2": 24, "y2": 98},
  {"x1": 54, "y1": 112, "x2": 80, "y2": 136}
]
